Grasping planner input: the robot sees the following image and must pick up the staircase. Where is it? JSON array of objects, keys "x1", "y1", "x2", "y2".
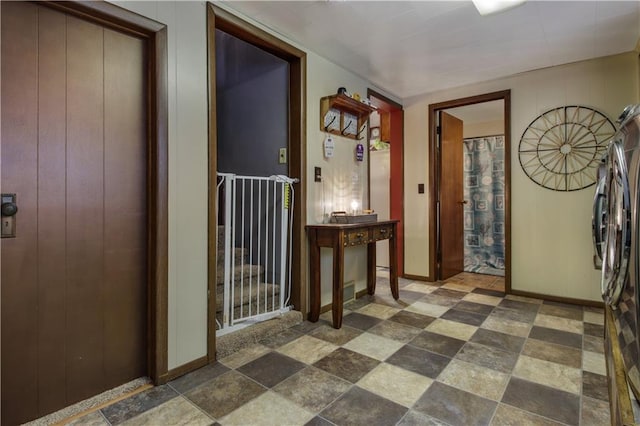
[{"x1": 215, "y1": 226, "x2": 281, "y2": 329}]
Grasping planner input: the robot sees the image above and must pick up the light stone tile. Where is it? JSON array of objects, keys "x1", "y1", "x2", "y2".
[
  {"x1": 441, "y1": 282, "x2": 473, "y2": 293},
  {"x1": 220, "y1": 391, "x2": 314, "y2": 426},
  {"x1": 357, "y1": 363, "x2": 433, "y2": 407},
  {"x1": 462, "y1": 293, "x2": 502, "y2": 306},
  {"x1": 276, "y1": 335, "x2": 338, "y2": 365},
  {"x1": 120, "y1": 397, "x2": 212, "y2": 426},
  {"x1": 426, "y1": 319, "x2": 478, "y2": 341},
  {"x1": 66, "y1": 411, "x2": 110, "y2": 426},
  {"x1": 437, "y1": 359, "x2": 510, "y2": 401},
  {"x1": 512, "y1": 355, "x2": 582, "y2": 394},
  {"x1": 583, "y1": 350, "x2": 606, "y2": 376},
  {"x1": 491, "y1": 403, "x2": 565, "y2": 426},
  {"x1": 357, "y1": 303, "x2": 401, "y2": 320},
  {"x1": 583, "y1": 311, "x2": 604, "y2": 325},
  {"x1": 320, "y1": 308, "x2": 352, "y2": 322},
  {"x1": 342, "y1": 332, "x2": 404, "y2": 361},
  {"x1": 505, "y1": 294, "x2": 543, "y2": 304},
  {"x1": 533, "y1": 314, "x2": 583, "y2": 335},
  {"x1": 219, "y1": 343, "x2": 271, "y2": 369},
  {"x1": 481, "y1": 316, "x2": 531, "y2": 338},
  {"x1": 405, "y1": 301, "x2": 449, "y2": 318},
  {"x1": 404, "y1": 283, "x2": 438, "y2": 294}
]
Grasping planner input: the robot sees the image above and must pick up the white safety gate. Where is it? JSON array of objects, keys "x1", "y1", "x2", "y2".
[{"x1": 216, "y1": 173, "x2": 298, "y2": 334}]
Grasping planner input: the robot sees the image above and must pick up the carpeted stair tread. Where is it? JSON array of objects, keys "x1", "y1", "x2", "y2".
[{"x1": 216, "y1": 264, "x2": 263, "y2": 285}]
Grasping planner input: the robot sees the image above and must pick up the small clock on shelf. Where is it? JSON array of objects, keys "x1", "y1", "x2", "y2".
[
  {"x1": 342, "y1": 112, "x2": 358, "y2": 137},
  {"x1": 370, "y1": 126, "x2": 380, "y2": 140}
]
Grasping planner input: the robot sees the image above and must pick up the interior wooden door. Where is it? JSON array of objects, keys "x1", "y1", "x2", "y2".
[
  {"x1": 439, "y1": 111, "x2": 464, "y2": 280},
  {"x1": 1, "y1": 3, "x2": 148, "y2": 424}
]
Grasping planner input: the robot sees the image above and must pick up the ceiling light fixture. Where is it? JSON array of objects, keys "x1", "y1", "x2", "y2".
[{"x1": 472, "y1": 0, "x2": 526, "y2": 16}]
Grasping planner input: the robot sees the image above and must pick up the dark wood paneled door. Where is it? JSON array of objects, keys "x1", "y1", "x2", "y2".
[
  {"x1": 1, "y1": 3, "x2": 148, "y2": 424},
  {"x1": 439, "y1": 111, "x2": 464, "y2": 280}
]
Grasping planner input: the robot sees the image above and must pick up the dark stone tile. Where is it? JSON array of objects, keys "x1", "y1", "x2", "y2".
[
  {"x1": 259, "y1": 328, "x2": 304, "y2": 349},
  {"x1": 168, "y1": 362, "x2": 230, "y2": 393},
  {"x1": 273, "y1": 366, "x2": 351, "y2": 413},
  {"x1": 320, "y1": 386, "x2": 407, "y2": 426},
  {"x1": 313, "y1": 348, "x2": 379, "y2": 383},
  {"x1": 431, "y1": 288, "x2": 467, "y2": 299},
  {"x1": 342, "y1": 312, "x2": 383, "y2": 331},
  {"x1": 344, "y1": 295, "x2": 373, "y2": 311},
  {"x1": 397, "y1": 410, "x2": 449, "y2": 425},
  {"x1": 583, "y1": 335, "x2": 604, "y2": 354},
  {"x1": 418, "y1": 293, "x2": 460, "y2": 307},
  {"x1": 582, "y1": 371, "x2": 608, "y2": 401},
  {"x1": 409, "y1": 331, "x2": 465, "y2": 358},
  {"x1": 490, "y1": 306, "x2": 537, "y2": 324},
  {"x1": 454, "y1": 300, "x2": 494, "y2": 316},
  {"x1": 371, "y1": 293, "x2": 412, "y2": 309},
  {"x1": 101, "y1": 385, "x2": 178, "y2": 425},
  {"x1": 440, "y1": 308, "x2": 487, "y2": 326},
  {"x1": 413, "y1": 381, "x2": 497, "y2": 426},
  {"x1": 581, "y1": 396, "x2": 610, "y2": 425},
  {"x1": 388, "y1": 311, "x2": 437, "y2": 329},
  {"x1": 309, "y1": 324, "x2": 362, "y2": 345},
  {"x1": 184, "y1": 370, "x2": 265, "y2": 419},
  {"x1": 455, "y1": 342, "x2": 519, "y2": 374},
  {"x1": 584, "y1": 322, "x2": 605, "y2": 338},
  {"x1": 237, "y1": 351, "x2": 306, "y2": 388},
  {"x1": 291, "y1": 320, "x2": 331, "y2": 334},
  {"x1": 470, "y1": 328, "x2": 525, "y2": 353},
  {"x1": 521, "y1": 339, "x2": 582, "y2": 369},
  {"x1": 498, "y1": 299, "x2": 540, "y2": 313},
  {"x1": 368, "y1": 319, "x2": 423, "y2": 343},
  {"x1": 538, "y1": 304, "x2": 583, "y2": 321},
  {"x1": 386, "y1": 344, "x2": 451, "y2": 378},
  {"x1": 472, "y1": 288, "x2": 505, "y2": 297},
  {"x1": 501, "y1": 377, "x2": 580, "y2": 425},
  {"x1": 305, "y1": 416, "x2": 334, "y2": 426},
  {"x1": 528, "y1": 326, "x2": 582, "y2": 349}
]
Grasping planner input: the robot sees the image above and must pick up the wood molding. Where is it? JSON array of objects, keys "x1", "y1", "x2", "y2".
[
  {"x1": 316, "y1": 288, "x2": 371, "y2": 316},
  {"x1": 428, "y1": 90, "x2": 511, "y2": 291},
  {"x1": 509, "y1": 289, "x2": 604, "y2": 308},
  {"x1": 206, "y1": 3, "x2": 307, "y2": 359},
  {"x1": 158, "y1": 356, "x2": 209, "y2": 384},
  {"x1": 43, "y1": 0, "x2": 170, "y2": 386},
  {"x1": 403, "y1": 273, "x2": 431, "y2": 282}
]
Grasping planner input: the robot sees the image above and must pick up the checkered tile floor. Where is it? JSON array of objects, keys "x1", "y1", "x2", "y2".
[{"x1": 67, "y1": 272, "x2": 608, "y2": 426}]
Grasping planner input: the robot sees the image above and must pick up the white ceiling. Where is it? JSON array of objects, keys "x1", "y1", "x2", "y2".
[{"x1": 222, "y1": 1, "x2": 640, "y2": 101}]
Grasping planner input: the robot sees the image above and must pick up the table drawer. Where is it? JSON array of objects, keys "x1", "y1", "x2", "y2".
[
  {"x1": 373, "y1": 225, "x2": 393, "y2": 241},
  {"x1": 344, "y1": 229, "x2": 369, "y2": 246}
]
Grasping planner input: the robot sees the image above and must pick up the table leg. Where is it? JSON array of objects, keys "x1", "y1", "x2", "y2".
[
  {"x1": 332, "y1": 240, "x2": 345, "y2": 328},
  {"x1": 389, "y1": 226, "x2": 399, "y2": 300},
  {"x1": 309, "y1": 231, "x2": 321, "y2": 322},
  {"x1": 367, "y1": 241, "x2": 376, "y2": 295}
]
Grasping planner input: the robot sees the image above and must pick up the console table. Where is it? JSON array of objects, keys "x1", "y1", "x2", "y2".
[{"x1": 306, "y1": 220, "x2": 399, "y2": 328}]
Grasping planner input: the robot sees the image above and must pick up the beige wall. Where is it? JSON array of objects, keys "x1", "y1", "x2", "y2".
[
  {"x1": 404, "y1": 52, "x2": 640, "y2": 301},
  {"x1": 463, "y1": 119, "x2": 504, "y2": 139}
]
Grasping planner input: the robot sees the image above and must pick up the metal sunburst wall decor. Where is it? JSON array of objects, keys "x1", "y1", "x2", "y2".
[{"x1": 518, "y1": 105, "x2": 616, "y2": 191}]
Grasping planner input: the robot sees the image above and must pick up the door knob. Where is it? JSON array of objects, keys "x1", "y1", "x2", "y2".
[
  {"x1": 458, "y1": 200, "x2": 468, "y2": 205},
  {"x1": 2, "y1": 202, "x2": 18, "y2": 217}
]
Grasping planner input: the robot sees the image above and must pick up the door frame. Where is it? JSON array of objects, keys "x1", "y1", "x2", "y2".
[
  {"x1": 427, "y1": 90, "x2": 511, "y2": 291},
  {"x1": 366, "y1": 89, "x2": 404, "y2": 277},
  {"x1": 206, "y1": 4, "x2": 307, "y2": 358},
  {"x1": 41, "y1": 1, "x2": 170, "y2": 383}
]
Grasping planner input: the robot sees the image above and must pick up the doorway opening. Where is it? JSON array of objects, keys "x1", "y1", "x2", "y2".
[
  {"x1": 207, "y1": 5, "x2": 306, "y2": 356},
  {"x1": 367, "y1": 90, "x2": 404, "y2": 276},
  {"x1": 428, "y1": 90, "x2": 511, "y2": 293}
]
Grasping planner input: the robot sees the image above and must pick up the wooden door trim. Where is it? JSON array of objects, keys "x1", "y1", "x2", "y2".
[
  {"x1": 366, "y1": 89, "x2": 404, "y2": 276},
  {"x1": 42, "y1": 1, "x2": 170, "y2": 383},
  {"x1": 207, "y1": 3, "x2": 307, "y2": 360},
  {"x1": 427, "y1": 90, "x2": 511, "y2": 293}
]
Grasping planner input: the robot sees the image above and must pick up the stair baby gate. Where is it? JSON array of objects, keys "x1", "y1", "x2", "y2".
[{"x1": 216, "y1": 173, "x2": 298, "y2": 334}]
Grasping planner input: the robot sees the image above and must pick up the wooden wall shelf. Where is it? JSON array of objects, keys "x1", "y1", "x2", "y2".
[{"x1": 320, "y1": 93, "x2": 376, "y2": 140}]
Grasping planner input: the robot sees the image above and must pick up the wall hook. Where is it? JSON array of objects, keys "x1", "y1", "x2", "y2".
[
  {"x1": 341, "y1": 119, "x2": 353, "y2": 135},
  {"x1": 324, "y1": 115, "x2": 337, "y2": 132}
]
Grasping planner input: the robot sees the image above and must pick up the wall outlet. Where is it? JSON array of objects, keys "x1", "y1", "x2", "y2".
[{"x1": 279, "y1": 148, "x2": 287, "y2": 164}]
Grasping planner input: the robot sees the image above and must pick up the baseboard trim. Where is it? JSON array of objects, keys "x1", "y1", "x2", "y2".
[
  {"x1": 157, "y1": 355, "x2": 209, "y2": 384},
  {"x1": 509, "y1": 289, "x2": 604, "y2": 308},
  {"x1": 403, "y1": 273, "x2": 431, "y2": 282},
  {"x1": 314, "y1": 288, "x2": 374, "y2": 318}
]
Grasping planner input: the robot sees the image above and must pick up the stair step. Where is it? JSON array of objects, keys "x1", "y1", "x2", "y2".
[
  {"x1": 217, "y1": 247, "x2": 247, "y2": 269},
  {"x1": 217, "y1": 264, "x2": 263, "y2": 286},
  {"x1": 215, "y1": 282, "x2": 280, "y2": 314}
]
